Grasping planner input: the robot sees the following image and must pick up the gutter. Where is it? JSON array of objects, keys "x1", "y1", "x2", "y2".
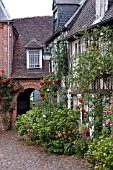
[{"x1": 7, "y1": 21, "x2": 10, "y2": 77}]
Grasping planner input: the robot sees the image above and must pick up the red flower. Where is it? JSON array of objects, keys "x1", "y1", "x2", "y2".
[
  {"x1": 57, "y1": 133, "x2": 62, "y2": 137},
  {"x1": 76, "y1": 105, "x2": 80, "y2": 109},
  {"x1": 39, "y1": 88, "x2": 42, "y2": 92},
  {"x1": 40, "y1": 81, "x2": 44, "y2": 86},
  {"x1": 78, "y1": 98, "x2": 83, "y2": 103},
  {"x1": 27, "y1": 129, "x2": 30, "y2": 133},
  {"x1": 82, "y1": 108, "x2": 86, "y2": 113},
  {"x1": 46, "y1": 80, "x2": 51, "y2": 85},
  {"x1": 53, "y1": 80, "x2": 59, "y2": 85},
  {"x1": 6, "y1": 78, "x2": 11, "y2": 81},
  {"x1": 13, "y1": 87, "x2": 18, "y2": 91},
  {"x1": 1, "y1": 80, "x2": 6, "y2": 83},
  {"x1": 40, "y1": 92, "x2": 44, "y2": 97},
  {"x1": 83, "y1": 114, "x2": 86, "y2": 118},
  {"x1": 40, "y1": 96, "x2": 44, "y2": 101},
  {"x1": 0, "y1": 76, "x2": 2, "y2": 79},
  {"x1": 26, "y1": 133, "x2": 30, "y2": 137},
  {"x1": 0, "y1": 97, "x2": 4, "y2": 100},
  {"x1": 1, "y1": 69, "x2": 5, "y2": 73},
  {"x1": 22, "y1": 125, "x2": 26, "y2": 128},
  {"x1": 21, "y1": 90, "x2": 24, "y2": 93},
  {"x1": 48, "y1": 72, "x2": 51, "y2": 74}
]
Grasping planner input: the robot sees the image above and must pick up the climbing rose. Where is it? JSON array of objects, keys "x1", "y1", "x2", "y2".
[
  {"x1": 40, "y1": 96, "x2": 44, "y2": 101},
  {"x1": 83, "y1": 114, "x2": 86, "y2": 118},
  {"x1": 6, "y1": 78, "x2": 11, "y2": 81},
  {"x1": 40, "y1": 81, "x2": 44, "y2": 85},
  {"x1": 82, "y1": 133, "x2": 87, "y2": 137},
  {"x1": 13, "y1": 87, "x2": 18, "y2": 91},
  {"x1": 53, "y1": 80, "x2": 59, "y2": 85},
  {"x1": 1, "y1": 69, "x2": 5, "y2": 73},
  {"x1": 78, "y1": 98, "x2": 83, "y2": 103},
  {"x1": 46, "y1": 80, "x2": 51, "y2": 85},
  {"x1": 110, "y1": 100, "x2": 113, "y2": 104},
  {"x1": 82, "y1": 108, "x2": 86, "y2": 113},
  {"x1": 1, "y1": 80, "x2": 6, "y2": 83},
  {"x1": 76, "y1": 105, "x2": 80, "y2": 109},
  {"x1": 27, "y1": 129, "x2": 30, "y2": 133}
]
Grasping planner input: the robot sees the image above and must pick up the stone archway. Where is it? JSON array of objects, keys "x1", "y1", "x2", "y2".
[
  {"x1": 17, "y1": 83, "x2": 40, "y2": 116},
  {"x1": 11, "y1": 82, "x2": 41, "y2": 128},
  {"x1": 17, "y1": 88, "x2": 34, "y2": 116}
]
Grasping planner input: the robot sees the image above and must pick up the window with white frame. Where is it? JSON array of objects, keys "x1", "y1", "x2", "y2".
[
  {"x1": 96, "y1": 0, "x2": 108, "y2": 19},
  {"x1": 26, "y1": 50, "x2": 42, "y2": 69}
]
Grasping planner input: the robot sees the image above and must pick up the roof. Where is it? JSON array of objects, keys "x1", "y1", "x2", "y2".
[
  {"x1": 55, "y1": 0, "x2": 81, "y2": 4},
  {"x1": 25, "y1": 38, "x2": 42, "y2": 49},
  {"x1": 67, "y1": 0, "x2": 95, "y2": 40},
  {"x1": 102, "y1": 3, "x2": 113, "y2": 22},
  {"x1": 12, "y1": 16, "x2": 52, "y2": 78},
  {"x1": 52, "y1": 0, "x2": 82, "y2": 9},
  {"x1": 0, "y1": 0, "x2": 12, "y2": 21}
]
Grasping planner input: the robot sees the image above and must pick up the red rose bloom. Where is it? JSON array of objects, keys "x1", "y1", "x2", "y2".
[
  {"x1": 6, "y1": 78, "x2": 11, "y2": 81},
  {"x1": 27, "y1": 129, "x2": 30, "y2": 133},
  {"x1": 76, "y1": 105, "x2": 80, "y2": 109},
  {"x1": 53, "y1": 80, "x2": 59, "y2": 85},
  {"x1": 78, "y1": 98, "x2": 83, "y2": 103},
  {"x1": 82, "y1": 108, "x2": 86, "y2": 113},
  {"x1": 13, "y1": 87, "x2": 18, "y2": 91},
  {"x1": 46, "y1": 80, "x2": 51, "y2": 85},
  {"x1": 40, "y1": 96, "x2": 44, "y2": 101},
  {"x1": 1, "y1": 80, "x2": 6, "y2": 83},
  {"x1": 83, "y1": 114, "x2": 86, "y2": 118},
  {"x1": 40, "y1": 81, "x2": 44, "y2": 86},
  {"x1": 1, "y1": 69, "x2": 5, "y2": 73}
]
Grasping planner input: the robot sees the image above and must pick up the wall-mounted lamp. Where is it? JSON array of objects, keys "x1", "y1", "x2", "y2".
[{"x1": 43, "y1": 51, "x2": 52, "y2": 61}]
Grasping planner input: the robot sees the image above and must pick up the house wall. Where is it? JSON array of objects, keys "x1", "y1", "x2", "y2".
[{"x1": 0, "y1": 22, "x2": 13, "y2": 76}]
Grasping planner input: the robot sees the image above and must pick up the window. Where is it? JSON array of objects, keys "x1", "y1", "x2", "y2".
[
  {"x1": 95, "y1": 0, "x2": 108, "y2": 19},
  {"x1": 53, "y1": 10, "x2": 57, "y2": 32},
  {"x1": 26, "y1": 50, "x2": 42, "y2": 69}
]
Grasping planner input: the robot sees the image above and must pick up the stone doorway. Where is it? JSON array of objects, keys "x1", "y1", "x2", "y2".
[{"x1": 17, "y1": 88, "x2": 40, "y2": 116}]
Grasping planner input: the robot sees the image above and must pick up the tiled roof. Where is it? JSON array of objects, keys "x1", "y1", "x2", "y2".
[
  {"x1": 67, "y1": 0, "x2": 95, "y2": 39},
  {"x1": 102, "y1": 4, "x2": 113, "y2": 22},
  {"x1": 12, "y1": 16, "x2": 52, "y2": 78},
  {"x1": 25, "y1": 38, "x2": 42, "y2": 49}
]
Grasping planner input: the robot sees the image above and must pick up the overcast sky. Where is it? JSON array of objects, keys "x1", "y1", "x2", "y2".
[{"x1": 2, "y1": 0, "x2": 53, "y2": 19}]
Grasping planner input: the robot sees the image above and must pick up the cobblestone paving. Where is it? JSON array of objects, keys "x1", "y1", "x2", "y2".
[{"x1": 0, "y1": 130, "x2": 94, "y2": 170}]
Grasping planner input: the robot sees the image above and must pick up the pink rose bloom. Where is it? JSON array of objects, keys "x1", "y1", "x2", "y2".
[
  {"x1": 82, "y1": 133, "x2": 87, "y2": 137},
  {"x1": 103, "y1": 110, "x2": 107, "y2": 114},
  {"x1": 108, "y1": 111, "x2": 112, "y2": 115},
  {"x1": 110, "y1": 100, "x2": 113, "y2": 104}
]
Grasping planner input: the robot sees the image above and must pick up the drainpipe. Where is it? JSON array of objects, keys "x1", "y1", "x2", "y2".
[{"x1": 7, "y1": 21, "x2": 10, "y2": 77}]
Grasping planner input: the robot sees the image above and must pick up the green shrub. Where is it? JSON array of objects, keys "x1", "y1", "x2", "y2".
[
  {"x1": 85, "y1": 136, "x2": 113, "y2": 170},
  {"x1": 16, "y1": 107, "x2": 90, "y2": 155}
]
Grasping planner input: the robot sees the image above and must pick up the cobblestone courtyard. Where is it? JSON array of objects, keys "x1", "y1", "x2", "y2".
[{"x1": 0, "y1": 130, "x2": 94, "y2": 170}]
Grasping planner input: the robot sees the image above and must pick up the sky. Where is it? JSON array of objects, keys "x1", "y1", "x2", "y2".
[{"x1": 2, "y1": 0, "x2": 53, "y2": 19}]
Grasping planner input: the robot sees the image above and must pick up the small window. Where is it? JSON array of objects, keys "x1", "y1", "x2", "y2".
[{"x1": 27, "y1": 50, "x2": 42, "y2": 69}]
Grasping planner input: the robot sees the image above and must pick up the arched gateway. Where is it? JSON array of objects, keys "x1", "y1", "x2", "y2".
[{"x1": 11, "y1": 83, "x2": 41, "y2": 128}]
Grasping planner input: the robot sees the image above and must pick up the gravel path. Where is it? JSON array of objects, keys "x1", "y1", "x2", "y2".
[{"x1": 0, "y1": 130, "x2": 94, "y2": 170}]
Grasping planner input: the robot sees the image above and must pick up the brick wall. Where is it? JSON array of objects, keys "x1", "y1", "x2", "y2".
[{"x1": 0, "y1": 22, "x2": 13, "y2": 76}]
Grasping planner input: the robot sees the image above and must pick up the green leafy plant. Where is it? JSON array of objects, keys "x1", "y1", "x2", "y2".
[{"x1": 0, "y1": 69, "x2": 23, "y2": 112}]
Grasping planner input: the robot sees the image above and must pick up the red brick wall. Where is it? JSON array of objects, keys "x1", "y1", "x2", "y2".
[{"x1": 0, "y1": 22, "x2": 13, "y2": 76}]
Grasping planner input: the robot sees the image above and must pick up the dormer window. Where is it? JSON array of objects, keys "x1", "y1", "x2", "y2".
[
  {"x1": 27, "y1": 49, "x2": 42, "y2": 69},
  {"x1": 96, "y1": 0, "x2": 108, "y2": 19},
  {"x1": 53, "y1": 10, "x2": 57, "y2": 32},
  {"x1": 25, "y1": 38, "x2": 43, "y2": 72}
]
